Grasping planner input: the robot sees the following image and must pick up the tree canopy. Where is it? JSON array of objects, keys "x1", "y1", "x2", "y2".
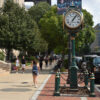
[
  {"x1": 39, "y1": 6, "x2": 68, "y2": 54},
  {"x1": 28, "y1": 2, "x2": 51, "y2": 24},
  {"x1": 39, "y1": 7, "x2": 95, "y2": 55},
  {"x1": 75, "y1": 9, "x2": 95, "y2": 55},
  {"x1": 0, "y1": 0, "x2": 48, "y2": 60},
  {"x1": 0, "y1": 0, "x2": 96, "y2": 61}
]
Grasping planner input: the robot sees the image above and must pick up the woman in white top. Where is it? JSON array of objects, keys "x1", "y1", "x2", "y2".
[{"x1": 15, "y1": 57, "x2": 20, "y2": 73}]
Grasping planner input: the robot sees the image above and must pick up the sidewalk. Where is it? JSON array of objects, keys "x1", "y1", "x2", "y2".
[
  {"x1": 1, "y1": 61, "x2": 100, "y2": 100},
  {"x1": 0, "y1": 61, "x2": 56, "y2": 100},
  {"x1": 37, "y1": 74, "x2": 100, "y2": 100}
]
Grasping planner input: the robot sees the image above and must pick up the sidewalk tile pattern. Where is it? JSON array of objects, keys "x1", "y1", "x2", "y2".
[{"x1": 37, "y1": 74, "x2": 100, "y2": 100}]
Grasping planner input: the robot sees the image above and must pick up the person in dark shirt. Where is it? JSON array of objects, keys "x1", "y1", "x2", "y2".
[
  {"x1": 21, "y1": 56, "x2": 26, "y2": 73},
  {"x1": 44, "y1": 56, "x2": 48, "y2": 67},
  {"x1": 39, "y1": 56, "x2": 43, "y2": 70}
]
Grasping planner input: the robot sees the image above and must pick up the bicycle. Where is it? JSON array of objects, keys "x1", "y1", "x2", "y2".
[{"x1": 77, "y1": 69, "x2": 85, "y2": 83}]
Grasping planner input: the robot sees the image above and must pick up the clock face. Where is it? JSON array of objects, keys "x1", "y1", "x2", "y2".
[{"x1": 65, "y1": 10, "x2": 82, "y2": 29}]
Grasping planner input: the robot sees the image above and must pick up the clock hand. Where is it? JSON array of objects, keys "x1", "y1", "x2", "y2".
[{"x1": 72, "y1": 15, "x2": 77, "y2": 22}]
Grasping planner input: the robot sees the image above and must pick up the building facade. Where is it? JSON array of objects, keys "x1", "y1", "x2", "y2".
[
  {"x1": 0, "y1": 0, "x2": 24, "y2": 8},
  {"x1": 33, "y1": 0, "x2": 51, "y2": 5},
  {"x1": 0, "y1": 0, "x2": 4, "y2": 8},
  {"x1": 91, "y1": 23, "x2": 100, "y2": 53}
]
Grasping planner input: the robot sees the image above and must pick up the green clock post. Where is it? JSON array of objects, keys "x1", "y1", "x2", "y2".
[
  {"x1": 64, "y1": 9, "x2": 83, "y2": 89},
  {"x1": 70, "y1": 35, "x2": 78, "y2": 89}
]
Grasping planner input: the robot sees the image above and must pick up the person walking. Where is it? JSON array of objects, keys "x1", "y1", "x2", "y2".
[
  {"x1": 39, "y1": 56, "x2": 43, "y2": 70},
  {"x1": 15, "y1": 57, "x2": 20, "y2": 73},
  {"x1": 32, "y1": 60, "x2": 40, "y2": 88},
  {"x1": 44, "y1": 56, "x2": 48, "y2": 67},
  {"x1": 21, "y1": 56, "x2": 26, "y2": 73},
  {"x1": 49, "y1": 56, "x2": 53, "y2": 65}
]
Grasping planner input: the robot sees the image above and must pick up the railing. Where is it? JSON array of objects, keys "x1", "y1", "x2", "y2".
[{"x1": 54, "y1": 69, "x2": 96, "y2": 97}]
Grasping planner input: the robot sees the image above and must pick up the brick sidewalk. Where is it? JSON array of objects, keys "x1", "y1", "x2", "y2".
[{"x1": 37, "y1": 74, "x2": 100, "y2": 100}]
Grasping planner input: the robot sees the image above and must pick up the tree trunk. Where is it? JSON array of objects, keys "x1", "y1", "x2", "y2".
[{"x1": 6, "y1": 49, "x2": 11, "y2": 62}]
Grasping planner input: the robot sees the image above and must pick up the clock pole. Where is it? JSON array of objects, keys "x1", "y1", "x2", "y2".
[
  {"x1": 70, "y1": 33, "x2": 78, "y2": 90},
  {"x1": 64, "y1": 3, "x2": 83, "y2": 91}
]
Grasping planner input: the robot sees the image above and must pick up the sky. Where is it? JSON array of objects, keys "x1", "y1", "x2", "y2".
[{"x1": 25, "y1": 0, "x2": 100, "y2": 26}]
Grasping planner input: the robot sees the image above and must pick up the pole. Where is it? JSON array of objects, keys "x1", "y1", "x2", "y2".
[
  {"x1": 67, "y1": 34, "x2": 71, "y2": 84},
  {"x1": 70, "y1": 34, "x2": 78, "y2": 90},
  {"x1": 54, "y1": 71, "x2": 60, "y2": 96},
  {"x1": 90, "y1": 73, "x2": 95, "y2": 97}
]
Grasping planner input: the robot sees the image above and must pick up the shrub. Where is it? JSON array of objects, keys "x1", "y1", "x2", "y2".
[
  {"x1": 25, "y1": 56, "x2": 38, "y2": 62},
  {"x1": 60, "y1": 66, "x2": 66, "y2": 72},
  {"x1": 63, "y1": 59, "x2": 68, "y2": 69},
  {"x1": 0, "y1": 52, "x2": 5, "y2": 60}
]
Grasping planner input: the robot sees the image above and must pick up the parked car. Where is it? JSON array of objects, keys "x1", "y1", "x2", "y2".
[
  {"x1": 82, "y1": 55, "x2": 100, "y2": 82},
  {"x1": 75, "y1": 57, "x2": 82, "y2": 69},
  {"x1": 93, "y1": 57, "x2": 100, "y2": 82},
  {"x1": 82, "y1": 55, "x2": 98, "y2": 62},
  {"x1": 82, "y1": 55, "x2": 98, "y2": 70}
]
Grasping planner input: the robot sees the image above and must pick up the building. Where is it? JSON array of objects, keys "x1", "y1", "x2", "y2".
[
  {"x1": 14, "y1": 0, "x2": 24, "y2": 7},
  {"x1": 0, "y1": 0, "x2": 4, "y2": 8},
  {"x1": 32, "y1": 0, "x2": 51, "y2": 5},
  {"x1": 91, "y1": 23, "x2": 100, "y2": 54},
  {"x1": 0, "y1": 0, "x2": 24, "y2": 8}
]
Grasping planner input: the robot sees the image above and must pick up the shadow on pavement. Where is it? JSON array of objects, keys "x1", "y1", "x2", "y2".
[{"x1": 10, "y1": 68, "x2": 54, "y2": 74}]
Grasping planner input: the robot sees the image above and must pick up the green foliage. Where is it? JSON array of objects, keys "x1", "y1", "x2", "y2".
[
  {"x1": 0, "y1": 0, "x2": 48, "y2": 59},
  {"x1": 33, "y1": 33, "x2": 48, "y2": 52},
  {"x1": 0, "y1": 52, "x2": 5, "y2": 60},
  {"x1": 60, "y1": 66, "x2": 66, "y2": 72},
  {"x1": 28, "y1": 2, "x2": 51, "y2": 23},
  {"x1": 75, "y1": 9, "x2": 95, "y2": 55},
  {"x1": 0, "y1": 1, "x2": 96, "y2": 60},
  {"x1": 82, "y1": 9, "x2": 94, "y2": 26},
  {"x1": 39, "y1": 7, "x2": 95, "y2": 56},
  {"x1": 25, "y1": 56, "x2": 37, "y2": 62},
  {"x1": 39, "y1": 6, "x2": 68, "y2": 53},
  {"x1": 26, "y1": 62, "x2": 31, "y2": 66}
]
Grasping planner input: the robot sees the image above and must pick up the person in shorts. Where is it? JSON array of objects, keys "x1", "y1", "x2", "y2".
[
  {"x1": 15, "y1": 57, "x2": 20, "y2": 73},
  {"x1": 32, "y1": 60, "x2": 40, "y2": 88},
  {"x1": 21, "y1": 56, "x2": 26, "y2": 73}
]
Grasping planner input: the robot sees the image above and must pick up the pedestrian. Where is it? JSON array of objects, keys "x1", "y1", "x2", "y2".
[
  {"x1": 44, "y1": 56, "x2": 48, "y2": 67},
  {"x1": 15, "y1": 57, "x2": 20, "y2": 73},
  {"x1": 32, "y1": 60, "x2": 40, "y2": 88},
  {"x1": 49, "y1": 56, "x2": 53, "y2": 65},
  {"x1": 39, "y1": 56, "x2": 43, "y2": 70},
  {"x1": 21, "y1": 56, "x2": 26, "y2": 73}
]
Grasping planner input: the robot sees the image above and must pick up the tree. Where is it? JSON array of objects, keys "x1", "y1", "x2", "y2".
[
  {"x1": 39, "y1": 6, "x2": 68, "y2": 54},
  {"x1": 0, "y1": 0, "x2": 48, "y2": 60},
  {"x1": 28, "y1": 2, "x2": 51, "y2": 24},
  {"x1": 75, "y1": 9, "x2": 95, "y2": 55},
  {"x1": 39, "y1": 6, "x2": 95, "y2": 56},
  {"x1": 0, "y1": 0, "x2": 32, "y2": 60}
]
